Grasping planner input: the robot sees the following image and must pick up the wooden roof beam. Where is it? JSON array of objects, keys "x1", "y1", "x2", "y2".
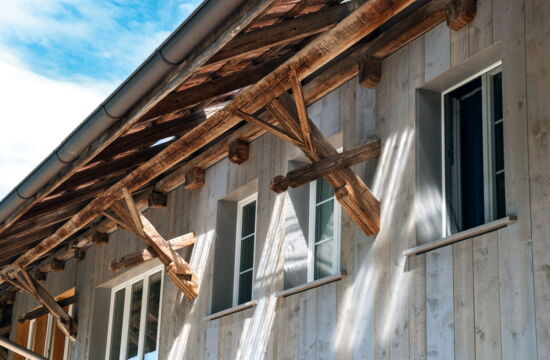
[{"x1": 206, "y1": 3, "x2": 353, "y2": 66}]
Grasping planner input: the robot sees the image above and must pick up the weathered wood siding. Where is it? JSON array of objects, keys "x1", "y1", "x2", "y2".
[{"x1": 9, "y1": 0, "x2": 550, "y2": 358}]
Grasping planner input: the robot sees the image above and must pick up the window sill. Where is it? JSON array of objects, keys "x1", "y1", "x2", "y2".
[
  {"x1": 404, "y1": 215, "x2": 517, "y2": 257},
  {"x1": 204, "y1": 300, "x2": 258, "y2": 321},
  {"x1": 274, "y1": 272, "x2": 347, "y2": 298}
]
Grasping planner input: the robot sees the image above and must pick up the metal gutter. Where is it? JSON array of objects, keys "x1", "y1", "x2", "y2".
[{"x1": 0, "y1": 0, "x2": 247, "y2": 225}]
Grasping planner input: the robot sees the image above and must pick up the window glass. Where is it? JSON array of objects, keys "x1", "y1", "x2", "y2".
[
  {"x1": 237, "y1": 199, "x2": 256, "y2": 305},
  {"x1": 108, "y1": 269, "x2": 162, "y2": 360},
  {"x1": 312, "y1": 178, "x2": 337, "y2": 280},
  {"x1": 144, "y1": 272, "x2": 162, "y2": 360},
  {"x1": 492, "y1": 72, "x2": 506, "y2": 219},
  {"x1": 109, "y1": 288, "x2": 126, "y2": 360},
  {"x1": 126, "y1": 281, "x2": 143, "y2": 360}
]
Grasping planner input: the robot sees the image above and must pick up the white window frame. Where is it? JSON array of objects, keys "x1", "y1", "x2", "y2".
[
  {"x1": 441, "y1": 61, "x2": 503, "y2": 236},
  {"x1": 105, "y1": 266, "x2": 164, "y2": 360},
  {"x1": 233, "y1": 193, "x2": 258, "y2": 306},
  {"x1": 307, "y1": 178, "x2": 341, "y2": 282}
]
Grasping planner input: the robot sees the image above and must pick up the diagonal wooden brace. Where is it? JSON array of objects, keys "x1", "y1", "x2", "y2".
[
  {"x1": 264, "y1": 92, "x2": 381, "y2": 235},
  {"x1": 108, "y1": 189, "x2": 199, "y2": 299},
  {"x1": 12, "y1": 268, "x2": 77, "y2": 341}
]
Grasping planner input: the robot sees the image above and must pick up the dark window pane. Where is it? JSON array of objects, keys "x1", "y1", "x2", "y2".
[
  {"x1": 241, "y1": 201, "x2": 256, "y2": 237},
  {"x1": 494, "y1": 122, "x2": 504, "y2": 172},
  {"x1": 493, "y1": 72, "x2": 503, "y2": 121},
  {"x1": 109, "y1": 289, "x2": 126, "y2": 360},
  {"x1": 315, "y1": 200, "x2": 334, "y2": 243},
  {"x1": 496, "y1": 173, "x2": 506, "y2": 219},
  {"x1": 316, "y1": 178, "x2": 333, "y2": 203},
  {"x1": 144, "y1": 272, "x2": 162, "y2": 360},
  {"x1": 446, "y1": 77, "x2": 485, "y2": 232},
  {"x1": 314, "y1": 240, "x2": 333, "y2": 280},
  {"x1": 126, "y1": 281, "x2": 143, "y2": 360},
  {"x1": 238, "y1": 270, "x2": 253, "y2": 305},
  {"x1": 240, "y1": 235, "x2": 254, "y2": 272}
]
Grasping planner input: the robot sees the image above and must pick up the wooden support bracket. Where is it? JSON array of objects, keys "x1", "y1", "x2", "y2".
[
  {"x1": 183, "y1": 167, "x2": 206, "y2": 190},
  {"x1": 107, "y1": 188, "x2": 199, "y2": 299},
  {"x1": 263, "y1": 92, "x2": 380, "y2": 235},
  {"x1": 110, "y1": 232, "x2": 195, "y2": 272},
  {"x1": 270, "y1": 139, "x2": 381, "y2": 193},
  {"x1": 12, "y1": 268, "x2": 77, "y2": 341},
  {"x1": 359, "y1": 55, "x2": 382, "y2": 88},
  {"x1": 446, "y1": 0, "x2": 476, "y2": 31},
  {"x1": 228, "y1": 139, "x2": 250, "y2": 164}
]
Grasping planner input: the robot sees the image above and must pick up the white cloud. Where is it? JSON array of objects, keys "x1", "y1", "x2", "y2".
[{"x1": 0, "y1": 57, "x2": 111, "y2": 199}]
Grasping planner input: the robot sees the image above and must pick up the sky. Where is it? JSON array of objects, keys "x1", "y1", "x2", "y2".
[{"x1": 0, "y1": 0, "x2": 201, "y2": 199}]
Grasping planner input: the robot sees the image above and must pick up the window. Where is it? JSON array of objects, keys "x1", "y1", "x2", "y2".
[
  {"x1": 106, "y1": 268, "x2": 163, "y2": 360},
  {"x1": 443, "y1": 65, "x2": 504, "y2": 234},
  {"x1": 308, "y1": 178, "x2": 341, "y2": 281},
  {"x1": 233, "y1": 194, "x2": 257, "y2": 306}
]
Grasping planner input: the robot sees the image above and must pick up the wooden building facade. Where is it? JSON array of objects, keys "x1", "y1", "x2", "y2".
[{"x1": 0, "y1": 0, "x2": 549, "y2": 359}]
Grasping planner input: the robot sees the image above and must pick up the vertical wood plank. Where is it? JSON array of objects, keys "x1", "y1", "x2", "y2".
[
  {"x1": 408, "y1": 35, "x2": 427, "y2": 360},
  {"x1": 468, "y1": 0, "x2": 493, "y2": 55},
  {"x1": 424, "y1": 23, "x2": 451, "y2": 82},
  {"x1": 317, "y1": 282, "x2": 337, "y2": 360},
  {"x1": 373, "y1": 57, "x2": 391, "y2": 360},
  {"x1": 453, "y1": 239, "x2": 475, "y2": 360},
  {"x1": 525, "y1": 0, "x2": 550, "y2": 358},
  {"x1": 298, "y1": 289, "x2": 318, "y2": 360},
  {"x1": 473, "y1": 232, "x2": 501, "y2": 359},
  {"x1": 426, "y1": 247, "x2": 454, "y2": 360},
  {"x1": 499, "y1": 0, "x2": 539, "y2": 359}
]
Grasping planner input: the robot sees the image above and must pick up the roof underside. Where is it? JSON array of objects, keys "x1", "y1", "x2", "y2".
[{"x1": 0, "y1": 0, "x2": 436, "y2": 299}]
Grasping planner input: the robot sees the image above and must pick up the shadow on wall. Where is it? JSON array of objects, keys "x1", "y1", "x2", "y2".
[{"x1": 335, "y1": 127, "x2": 416, "y2": 355}]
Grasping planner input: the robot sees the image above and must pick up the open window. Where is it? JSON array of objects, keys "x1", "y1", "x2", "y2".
[
  {"x1": 443, "y1": 65, "x2": 504, "y2": 234},
  {"x1": 105, "y1": 267, "x2": 163, "y2": 360},
  {"x1": 416, "y1": 60, "x2": 506, "y2": 245}
]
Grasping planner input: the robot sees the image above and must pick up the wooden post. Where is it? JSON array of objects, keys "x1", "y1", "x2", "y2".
[
  {"x1": 228, "y1": 140, "x2": 250, "y2": 164},
  {"x1": 358, "y1": 55, "x2": 382, "y2": 88}
]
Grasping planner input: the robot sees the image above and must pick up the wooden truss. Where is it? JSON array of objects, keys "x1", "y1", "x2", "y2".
[
  {"x1": 237, "y1": 70, "x2": 381, "y2": 235},
  {"x1": 101, "y1": 188, "x2": 199, "y2": 299},
  {"x1": 1, "y1": 268, "x2": 77, "y2": 341}
]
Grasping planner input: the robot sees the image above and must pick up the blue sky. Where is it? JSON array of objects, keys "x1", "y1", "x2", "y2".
[{"x1": 0, "y1": 0, "x2": 201, "y2": 199}]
